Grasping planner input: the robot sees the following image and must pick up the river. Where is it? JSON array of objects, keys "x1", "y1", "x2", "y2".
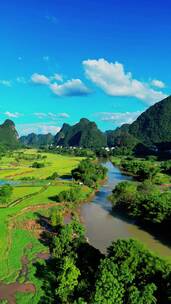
[{"x1": 80, "y1": 161, "x2": 171, "y2": 258}]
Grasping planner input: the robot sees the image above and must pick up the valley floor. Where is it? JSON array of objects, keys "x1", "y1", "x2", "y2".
[{"x1": 0, "y1": 149, "x2": 89, "y2": 303}]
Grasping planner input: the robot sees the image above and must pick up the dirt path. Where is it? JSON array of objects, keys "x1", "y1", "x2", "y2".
[
  {"x1": 0, "y1": 282, "x2": 35, "y2": 304},
  {"x1": 0, "y1": 245, "x2": 50, "y2": 304},
  {"x1": 0, "y1": 253, "x2": 35, "y2": 304},
  {"x1": 5, "y1": 169, "x2": 34, "y2": 179}
]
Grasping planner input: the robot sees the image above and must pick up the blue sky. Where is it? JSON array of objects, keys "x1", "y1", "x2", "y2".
[{"x1": 0, "y1": 0, "x2": 170, "y2": 135}]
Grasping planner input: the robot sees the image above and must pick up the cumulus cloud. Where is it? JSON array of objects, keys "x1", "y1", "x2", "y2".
[
  {"x1": 83, "y1": 58, "x2": 167, "y2": 104},
  {"x1": 4, "y1": 111, "x2": 22, "y2": 118},
  {"x1": 50, "y1": 79, "x2": 91, "y2": 97},
  {"x1": 31, "y1": 71, "x2": 89, "y2": 97},
  {"x1": 0, "y1": 80, "x2": 11, "y2": 87},
  {"x1": 31, "y1": 73, "x2": 50, "y2": 85},
  {"x1": 51, "y1": 73, "x2": 63, "y2": 82},
  {"x1": 151, "y1": 79, "x2": 165, "y2": 89},
  {"x1": 97, "y1": 111, "x2": 142, "y2": 126},
  {"x1": 17, "y1": 122, "x2": 61, "y2": 135}
]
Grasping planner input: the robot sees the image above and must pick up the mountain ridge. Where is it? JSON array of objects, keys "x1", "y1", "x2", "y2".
[
  {"x1": 2, "y1": 95, "x2": 171, "y2": 150},
  {"x1": 106, "y1": 95, "x2": 171, "y2": 150}
]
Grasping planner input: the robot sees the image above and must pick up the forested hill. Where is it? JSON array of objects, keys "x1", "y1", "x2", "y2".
[
  {"x1": 129, "y1": 95, "x2": 171, "y2": 145},
  {"x1": 19, "y1": 118, "x2": 107, "y2": 148},
  {"x1": 18, "y1": 95, "x2": 171, "y2": 150},
  {"x1": 107, "y1": 95, "x2": 171, "y2": 148},
  {"x1": 54, "y1": 118, "x2": 107, "y2": 148},
  {"x1": 20, "y1": 133, "x2": 54, "y2": 147},
  {"x1": 0, "y1": 119, "x2": 19, "y2": 148}
]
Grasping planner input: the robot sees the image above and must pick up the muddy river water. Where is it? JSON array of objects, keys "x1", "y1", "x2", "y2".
[{"x1": 81, "y1": 162, "x2": 171, "y2": 258}]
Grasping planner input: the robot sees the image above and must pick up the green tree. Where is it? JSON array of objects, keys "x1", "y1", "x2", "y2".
[
  {"x1": 56, "y1": 256, "x2": 80, "y2": 303},
  {"x1": 127, "y1": 284, "x2": 157, "y2": 304},
  {"x1": 0, "y1": 184, "x2": 13, "y2": 204},
  {"x1": 92, "y1": 258, "x2": 124, "y2": 304},
  {"x1": 50, "y1": 207, "x2": 64, "y2": 228}
]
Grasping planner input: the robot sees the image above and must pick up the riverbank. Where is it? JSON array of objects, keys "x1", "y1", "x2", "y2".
[{"x1": 80, "y1": 161, "x2": 171, "y2": 259}]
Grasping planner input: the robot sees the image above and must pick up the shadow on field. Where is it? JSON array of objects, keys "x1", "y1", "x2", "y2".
[
  {"x1": 35, "y1": 212, "x2": 54, "y2": 248},
  {"x1": 60, "y1": 174, "x2": 72, "y2": 180}
]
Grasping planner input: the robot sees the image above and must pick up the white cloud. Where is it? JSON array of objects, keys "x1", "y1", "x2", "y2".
[
  {"x1": 31, "y1": 73, "x2": 50, "y2": 85},
  {"x1": 34, "y1": 112, "x2": 70, "y2": 120},
  {"x1": 34, "y1": 112, "x2": 48, "y2": 119},
  {"x1": 51, "y1": 73, "x2": 63, "y2": 82},
  {"x1": 16, "y1": 76, "x2": 26, "y2": 84},
  {"x1": 83, "y1": 58, "x2": 167, "y2": 104},
  {"x1": 151, "y1": 79, "x2": 165, "y2": 89},
  {"x1": 17, "y1": 122, "x2": 61, "y2": 135},
  {"x1": 31, "y1": 71, "x2": 89, "y2": 97},
  {"x1": 58, "y1": 112, "x2": 70, "y2": 118},
  {"x1": 47, "y1": 112, "x2": 57, "y2": 119},
  {"x1": 4, "y1": 111, "x2": 22, "y2": 118},
  {"x1": 50, "y1": 79, "x2": 91, "y2": 96},
  {"x1": 97, "y1": 111, "x2": 142, "y2": 126},
  {"x1": 0, "y1": 80, "x2": 11, "y2": 87}
]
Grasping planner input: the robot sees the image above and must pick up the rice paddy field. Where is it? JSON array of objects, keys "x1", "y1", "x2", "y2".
[
  {"x1": 0, "y1": 149, "x2": 83, "y2": 180},
  {"x1": 0, "y1": 149, "x2": 87, "y2": 303}
]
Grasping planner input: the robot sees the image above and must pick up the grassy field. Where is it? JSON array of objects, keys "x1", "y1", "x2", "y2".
[
  {"x1": 9, "y1": 186, "x2": 42, "y2": 203},
  {"x1": 0, "y1": 149, "x2": 83, "y2": 180},
  {"x1": 0, "y1": 149, "x2": 87, "y2": 303}
]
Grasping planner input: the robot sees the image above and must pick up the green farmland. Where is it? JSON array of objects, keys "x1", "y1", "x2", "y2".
[
  {"x1": 0, "y1": 149, "x2": 86, "y2": 303},
  {"x1": 0, "y1": 149, "x2": 83, "y2": 180}
]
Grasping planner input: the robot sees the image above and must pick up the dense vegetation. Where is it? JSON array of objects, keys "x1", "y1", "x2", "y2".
[
  {"x1": 0, "y1": 184, "x2": 13, "y2": 204},
  {"x1": 120, "y1": 159, "x2": 160, "y2": 181},
  {"x1": 110, "y1": 180, "x2": 171, "y2": 227},
  {"x1": 161, "y1": 160, "x2": 171, "y2": 174},
  {"x1": 106, "y1": 124, "x2": 138, "y2": 149},
  {"x1": 50, "y1": 185, "x2": 90, "y2": 208},
  {"x1": 129, "y1": 95, "x2": 171, "y2": 146},
  {"x1": 50, "y1": 159, "x2": 107, "y2": 207},
  {"x1": 0, "y1": 119, "x2": 19, "y2": 149},
  {"x1": 106, "y1": 95, "x2": 171, "y2": 156},
  {"x1": 71, "y1": 159, "x2": 107, "y2": 188},
  {"x1": 36, "y1": 212, "x2": 171, "y2": 304}
]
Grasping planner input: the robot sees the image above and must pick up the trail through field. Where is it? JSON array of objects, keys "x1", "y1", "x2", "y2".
[{"x1": 5, "y1": 169, "x2": 34, "y2": 179}]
